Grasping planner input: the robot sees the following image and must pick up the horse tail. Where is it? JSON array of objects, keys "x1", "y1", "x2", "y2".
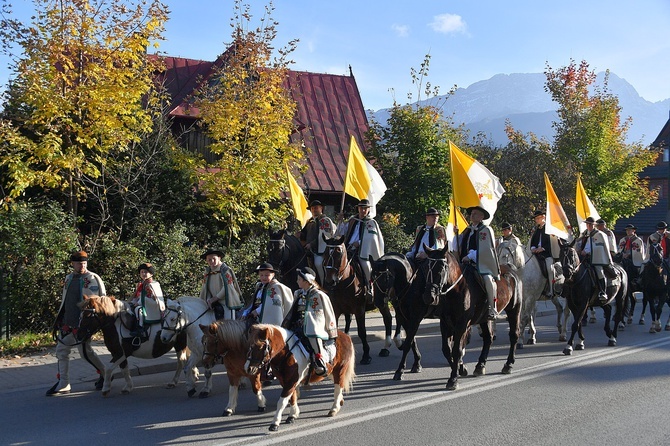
[{"x1": 338, "y1": 332, "x2": 356, "y2": 393}]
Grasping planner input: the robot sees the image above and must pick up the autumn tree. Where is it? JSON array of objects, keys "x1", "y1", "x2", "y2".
[
  {"x1": 193, "y1": 1, "x2": 303, "y2": 244},
  {"x1": 0, "y1": 0, "x2": 169, "y2": 219},
  {"x1": 545, "y1": 60, "x2": 658, "y2": 225},
  {"x1": 367, "y1": 54, "x2": 466, "y2": 232}
]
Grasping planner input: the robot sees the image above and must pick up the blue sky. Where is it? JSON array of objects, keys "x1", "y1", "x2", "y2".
[{"x1": 4, "y1": 1, "x2": 670, "y2": 111}]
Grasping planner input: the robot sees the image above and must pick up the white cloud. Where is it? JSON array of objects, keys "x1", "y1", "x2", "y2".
[
  {"x1": 391, "y1": 24, "x2": 409, "y2": 37},
  {"x1": 429, "y1": 13, "x2": 467, "y2": 35}
]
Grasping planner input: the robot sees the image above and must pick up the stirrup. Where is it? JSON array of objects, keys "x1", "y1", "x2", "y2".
[{"x1": 131, "y1": 335, "x2": 142, "y2": 347}]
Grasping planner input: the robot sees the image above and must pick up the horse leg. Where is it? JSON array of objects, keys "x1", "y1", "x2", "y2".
[
  {"x1": 118, "y1": 359, "x2": 133, "y2": 395},
  {"x1": 269, "y1": 388, "x2": 295, "y2": 431},
  {"x1": 377, "y1": 303, "x2": 393, "y2": 357},
  {"x1": 393, "y1": 319, "x2": 419, "y2": 380},
  {"x1": 355, "y1": 311, "x2": 371, "y2": 365},
  {"x1": 474, "y1": 322, "x2": 493, "y2": 376},
  {"x1": 563, "y1": 302, "x2": 584, "y2": 355},
  {"x1": 166, "y1": 347, "x2": 187, "y2": 389},
  {"x1": 101, "y1": 361, "x2": 117, "y2": 397},
  {"x1": 639, "y1": 297, "x2": 647, "y2": 324},
  {"x1": 503, "y1": 308, "x2": 521, "y2": 374},
  {"x1": 602, "y1": 303, "x2": 614, "y2": 345},
  {"x1": 250, "y1": 374, "x2": 267, "y2": 413},
  {"x1": 328, "y1": 383, "x2": 345, "y2": 417},
  {"x1": 409, "y1": 338, "x2": 422, "y2": 373},
  {"x1": 199, "y1": 366, "x2": 213, "y2": 399},
  {"x1": 223, "y1": 381, "x2": 240, "y2": 417},
  {"x1": 343, "y1": 313, "x2": 352, "y2": 334},
  {"x1": 286, "y1": 389, "x2": 300, "y2": 424}
]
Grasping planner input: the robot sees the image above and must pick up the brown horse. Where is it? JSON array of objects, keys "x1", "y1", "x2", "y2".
[
  {"x1": 199, "y1": 320, "x2": 266, "y2": 416},
  {"x1": 246, "y1": 324, "x2": 355, "y2": 432},
  {"x1": 321, "y1": 235, "x2": 375, "y2": 364},
  {"x1": 76, "y1": 295, "x2": 190, "y2": 396}
]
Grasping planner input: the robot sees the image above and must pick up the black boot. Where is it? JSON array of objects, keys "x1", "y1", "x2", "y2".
[
  {"x1": 313, "y1": 354, "x2": 327, "y2": 376},
  {"x1": 598, "y1": 278, "x2": 609, "y2": 304}
]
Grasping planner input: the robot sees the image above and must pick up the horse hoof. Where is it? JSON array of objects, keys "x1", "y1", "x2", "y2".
[
  {"x1": 258, "y1": 406, "x2": 266, "y2": 413},
  {"x1": 589, "y1": 317, "x2": 596, "y2": 324},
  {"x1": 392, "y1": 371, "x2": 404, "y2": 381},
  {"x1": 517, "y1": 342, "x2": 524, "y2": 350},
  {"x1": 446, "y1": 379, "x2": 458, "y2": 391},
  {"x1": 166, "y1": 383, "x2": 176, "y2": 389},
  {"x1": 121, "y1": 389, "x2": 130, "y2": 395},
  {"x1": 526, "y1": 338, "x2": 536, "y2": 345},
  {"x1": 222, "y1": 409, "x2": 234, "y2": 417},
  {"x1": 563, "y1": 347, "x2": 573, "y2": 355},
  {"x1": 638, "y1": 319, "x2": 645, "y2": 325},
  {"x1": 286, "y1": 416, "x2": 296, "y2": 424},
  {"x1": 379, "y1": 348, "x2": 390, "y2": 357},
  {"x1": 473, "y1": 364, "x2": 485, "y2": 376},
  {"x1": 665, "y1": 325, "x2": 670, "y2": 331},
  {"x1": 410, "y1": 364, "x2": 422, "y2": 373},
  {"x1": 187, "y1": 389, "x2": 196, "y2": 398},
  {"x1": 627, "y1": 317, "x2": 633, "y2": 325},
  {"x1": 360, "y1": 356, "x2": 372, "y2": 365},
  {"x1": 327, "y1": 408, "x2": 339, "y2": 417},
  {"x1": 618, "y1": 322, "x2": 625, "y2": 331},
  {"x1": 459, "y1": 364, "x2": 468, "y2": 377},
  {"x1": 650, "y1": 326, "x2": 657, "y2": 334},
  {"x1": 102, "y1": 390, "x2": 110, "y2": 397},
  {"x1": 608, "y1": 339, "x2": 617, "y2": 347},
  {"x1": 575, "y1": 343, "x2": 585, "y2": 351},
  {"x1": 198, "y1": 391, "x2": 210, "y2": 399},
  {"x1": 269, "y1": 424, "x2": 279, "y2": 432},
  {"x1": 501, "y1": 364, "x2": 513, "y2": 375},
  {"x1": 559, "y1": 335, "x2": 567, "y2": 342}
]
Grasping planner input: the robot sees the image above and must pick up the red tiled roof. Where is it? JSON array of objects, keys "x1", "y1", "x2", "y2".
[{"x1": 150, "y1": 54, "x2": 370, "y2": 195}]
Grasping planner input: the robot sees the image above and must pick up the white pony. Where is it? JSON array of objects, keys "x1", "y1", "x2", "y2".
[
  {"x1": 498, "y1": 244, "x2": 570, "y2": 345},
  {"x1": 160, "y1": 296, "x2": 216, "y2": 398}
]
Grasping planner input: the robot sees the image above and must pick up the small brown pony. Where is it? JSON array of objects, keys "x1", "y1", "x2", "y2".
[
  {"x1": 246, "y1": 324, "x2": 355, "y2": 432},
  {"x1": 199, "y1": 320, "x2": 266, "y2": 416},
  {"x1": 322, "y1": 235, "x2": 375, "y2": 365}
]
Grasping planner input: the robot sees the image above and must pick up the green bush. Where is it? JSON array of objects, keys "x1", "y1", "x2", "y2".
[{"x1": 379, "y1": 213, "x2": 413, "y2": 255}]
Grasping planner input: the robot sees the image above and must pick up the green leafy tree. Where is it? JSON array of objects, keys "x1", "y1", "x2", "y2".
[
  {"x1": 0, "y1": 0, "x2": 169, "y2": 218},
  {"x1": 545, "y1": 60, "x2": 658, "y2": 225},
  {"x1": 367, "y1": 55, "x2": 466, "y2": 232},
  {"x1": 194, "y1": 1, "x2": 303, "y2": 245}
]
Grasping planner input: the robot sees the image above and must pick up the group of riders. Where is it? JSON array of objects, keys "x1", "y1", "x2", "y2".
[{"x1": 47, "y1": 196, "x2": 669, "y2": 396}]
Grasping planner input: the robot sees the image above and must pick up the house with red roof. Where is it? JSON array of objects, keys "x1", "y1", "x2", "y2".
[{"x1": 150, "y1": 54, "x2": 372, "y2": 215}]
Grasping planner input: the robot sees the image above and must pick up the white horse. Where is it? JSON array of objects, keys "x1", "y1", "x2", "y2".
[
  {"x1": 77, "y1": 295, "x2": 192, "y2": 396},
  {"x1": 160, "y1": 296, "x2": 216, "y2": 398},
  {"x1": 499, "y1": 244, "x2": 570, "y2": 345}
]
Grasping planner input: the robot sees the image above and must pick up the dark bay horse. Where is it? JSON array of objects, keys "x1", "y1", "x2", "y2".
[
  {"x1": 640, "y1": 242, "x2": 668, "y2": 333},
  {"x1": 459, "y1": 256, "x2": 522, "y2": 384},
  {"x1": 246, "y1": 324, "x2": 355, "y2": 432},
  {"x1": 267, "y1": 229, "x2": 308, "y2": 292},
  {"x1": 559, "y1": 244, "x2": 627, "y2": 354},
  {"x1": 76, "y1": 295, "x2": 190, "y2": 396},
  {"x1": 322, "y1": 235, "x2": 388, "y2": 365},
  {"x1": 371, "y1": 253, "x2": 422, "y2": 371}
]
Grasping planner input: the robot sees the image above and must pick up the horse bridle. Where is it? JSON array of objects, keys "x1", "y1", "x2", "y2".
[
  {"x1": 324, "y1": 243, "x2": 354, "y2": 284},
  {"x1": 426, "y1": 257, "x2": 464, "y2": 295},
  {"x1": 160, "y1": 303, "x2": 210, "y2": 336},
  {"x1": 246, "y1": 339, "x2": 272, "y2": 370},
  {"x1": 201, "y1": 332, "x2": 230, "y2": 365},
  {"x1": 268, "y1": 238, "x2": 307, "y2": 277}
]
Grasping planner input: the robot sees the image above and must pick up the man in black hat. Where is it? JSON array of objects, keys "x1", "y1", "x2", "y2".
[
  {"x1": 406, "y1": 207, "x2": 447, "y2": 265},
  {"x1": 459, "y1": 205, "x2": 499, "y2": 320},
  {"x1": 647, "y1": 221, "x2": 670, "y2": 262},
  {"x1": 528, "y1": 210, "x2": 561, "y2": 298},
  {"x1": 496, "y1": 222, "x2": 524, "y2": 269},
  {"x1": 47, "y1": 250, "x2": 107, "y2": 396},
  {"x1": 579, "y1": 217, "x2": 613, "y2": 303},
  {"x1": 240, "y1": 262, "x2": 294, "y2": 326},
  {"x1": 342, "y1": 199, "x2": 385, "y2": 302},
  {"x1": 199, "y1": 248, "x2": 243, "y2": 320},
  {"x1": 617, "y1": 224, "x2": 645, "y2": 268},
  {"x1": 299, "y1": 199, "x2": 336, "y2": 284}
]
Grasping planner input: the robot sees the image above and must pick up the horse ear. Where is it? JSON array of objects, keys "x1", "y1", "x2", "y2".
[
  {"x1": 199, "y1": 324, "x2": 208, "y2": 334},
  {"x1": 423, "y1": 243, "x2": 433, "y2": 254}
]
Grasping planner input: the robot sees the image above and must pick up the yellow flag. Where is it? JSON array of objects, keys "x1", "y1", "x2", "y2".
[
  {"x1": 544, "y1": 172, "x2": 573, "y2": 241},
  {"x1": 575, "y1": 174, "x2": 600, "y2": 233},
  {"x1": 343, "y1": 135, "x2": 386, "y2": 217},
  {"x1": 449, "y1": 141, "x2": 505, "y2": 223},
  {"x1": 287, "y1": 167, "x2": 312, "y2": 227},
  {"x1": 446, "y1": 197, "x2": 468, "y2": 252}
]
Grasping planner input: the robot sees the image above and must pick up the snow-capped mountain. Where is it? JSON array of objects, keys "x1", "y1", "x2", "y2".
[{"x1": 369, "y1": 72, "x2": 670, "y2": 146}]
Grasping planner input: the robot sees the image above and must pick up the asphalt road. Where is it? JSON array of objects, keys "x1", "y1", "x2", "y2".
[{"x1": 2, "y1": 308, "x2": 670, "y2": 446}]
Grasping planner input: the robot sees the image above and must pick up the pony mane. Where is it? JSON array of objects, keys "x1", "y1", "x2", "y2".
[
  {"x1": 249, "y1": 324, "x2": 285, "y2": 347},
  {"x1": 214, "y1": 319, "x2": 249, "y2": 352},
  {"x1": 175, "y1": 295, "x2": 208, "y2": 310},
  {"x1": 79, "y1": 295, "x2": 123, "y2": 316}
]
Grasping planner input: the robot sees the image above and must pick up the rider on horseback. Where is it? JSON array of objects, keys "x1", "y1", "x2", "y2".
[
  {"x1": 596, "y1": 219, "x2": 618, "y2": 257},
  {"x1": 647, "y1": 221, "x2": 670, "y2": 276},
  {"x1": 199, "y1": 248, "x2": 244, "y2": 320},
  {"x1": 282, "y1": 267, "x2": 338, "y2": 376},
  {"x1": 459, "y1": 206, "x2": 500, "y2": 321},
  {"x1": 529, "y1": 210, "x2": 562, "y2": 298},
  {"x1": 406, "y1": 207, "x2": 447, "y2": 268},
  {"x1": 340, "y1": 199, "x2": 385, "y2": 303},
  {"x1": 240, "y1": 262, "x2": 294, "y2": 326},
  {"x1": 578, "y1": 217, "x2": 614, "y2": 304},
  {"x1": 299, "y1": 200, "x2": 336, "y2": 285},
  {"x1": 496, "y1": 222, "x2": 524, "y2": 269},
  {"x1": 617, "y1": 223, "x2": 645, "y2": 276},
  {"x1": 129, "y1": 263, "x2": 165, "y2": 340}
]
